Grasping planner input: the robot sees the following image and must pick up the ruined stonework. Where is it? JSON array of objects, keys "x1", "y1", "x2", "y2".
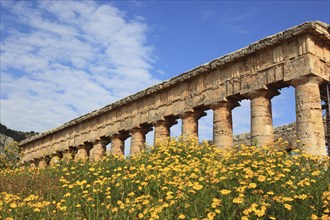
[
  {"x1": 233, "y1": 123, "x2": 298, "y2": 148},
  {"x1": 19, "y1": 21, "x2": 330, "y2": 167}
]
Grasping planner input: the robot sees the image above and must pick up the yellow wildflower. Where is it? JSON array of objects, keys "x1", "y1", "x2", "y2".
[
  {"x1": 178, "y1": 214, "x2": 186, "y2": 219},
  {"x1": 128, "y1": 192, "x2": 135, "y2": 197},
  {"x1": 283, "y1": 203, "x2": 292, "y2": 211},
  {"x1": 220, "y1": 189, "x2": 231, "y2": 195},
  {"x1": 192, "y1": 182, "x2": 203, "y2": 191},
  {"x1": 282, "y1": 197, "x2": 294, "y2": 202},
  {"x1": 211, "y1": 198, "x2": 221, "y2": 208},
  {"x1": 9, "y1": 202, "x2": 17, "y2": 209},
  {"x1": 257, "y1": 175, "x2": 266, "y2": 182},
  {"x1": 297, "y1": 194, "x2": 308, "y2": 200},
  {"x1": 311, "y1": 214, "x2": 318, "y2": 220},
  {"x1": 321, "y1": 215, "x2": 329, "y2": 220},
  {"x1": 60, "y1": 206, "x2": 67, "y2": 211},
  {"x1": 311, "y1": 171, "x2": 320, "y2": 176},
  {"x1": 255, "y1": 208, "x2": 266, "y2": 217},
  {"x1": 64, "y1": 192, "x2": 71, "y2": 197},
  {"x1": 142, "y1": 200, "x2": 149, "y2": 205},
  {"x1": 233, "y1": 197, "x2": 244, "y2": 204},
  {"x1": 207, "y1": 212, "x2": 216, "y2": 219}
]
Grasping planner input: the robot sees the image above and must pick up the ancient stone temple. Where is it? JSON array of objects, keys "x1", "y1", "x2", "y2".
[{"x1": 19, "y1": 21, "x2": 330, "y2": 168}]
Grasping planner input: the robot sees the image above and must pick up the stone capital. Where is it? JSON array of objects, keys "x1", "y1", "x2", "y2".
[
  {"x1": 37, "y1": 156, "x2": 45, "y2": 161},
  {"x1": 77, "y1": 143, "x2": 92, "y2": 150},
  {"x1": 130, "y1": 125, "x2": 152, "y2": 135},
  {"x1": 211, "y1": 100, "x2": 240, "y2": 111},
  {"x1": 76, "y1": 144, "x2": 84, "y2": 150},
  {"x1": 91, "y1": 138, "x2": 109, "y2": 146},
  {"x1": 63, "y1": 148, "x2": 72, "y2": 154},
  {"x1": 111, "y1": 131, "x2": 130, "y2": 141},
  {"x1": 50, "y1": 151, "x2": 62, "y2": 157},
  {"x1": 153, "y1": 117, "x2": 177, "y2": 128},
  {"x1": 247, "y1": 88, "x2": 280, "y2": 100},
  {"x1": 291, "y1": 75, "x2": 324, "y2": 88},
  {"x1": 179, "y1": 110, "x2": 206, "y2": 120}
]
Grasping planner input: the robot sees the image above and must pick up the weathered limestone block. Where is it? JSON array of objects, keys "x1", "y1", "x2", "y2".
[
  {"x1": 292, "y1": 76, "x2": 327, "y2": 155},
  {"x1": 90, "y1": 140, "x2": 107, "y2": 162},
  {"x1": 38, "y1": 158, "x2": 47, "y2": 169},
  {"x1": 153, "y1": 117, "x2": 177, "y2": 145},
  {"x1": 75, "y1": 144, "x2": 89, "y2": 162},
  {"x1": 130, "y1": 126, "x2": 151, "y2": 156},
  {"x1": 180, "y1": 110, "x2": 206, "y2": 140},
  {"x1": 211, "y1": 100, "x2": 240, "y2": 149},
  {"x1": 49, "y1": 154, "x2": 60, "y2": 167},
  {"x1": 248, "y1": 89, "x2": 280, "y2": 146}
]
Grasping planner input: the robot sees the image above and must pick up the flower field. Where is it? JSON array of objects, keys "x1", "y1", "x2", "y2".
[{"x1": 0, "y1": 138, "x2": 329, "y2": 220}]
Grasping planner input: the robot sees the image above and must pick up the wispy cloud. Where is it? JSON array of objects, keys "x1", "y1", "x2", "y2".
[
  {"x1": 0, "y1": 1, "x2": 160, "y2": 132},
  {"x1": 199, "y1": 4, "x2": 259, "y2": 34}
]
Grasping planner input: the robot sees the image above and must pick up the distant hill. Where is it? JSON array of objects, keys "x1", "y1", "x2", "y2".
[{"x1": 0, "y1": 123, "x2": 38, "y2": 149}]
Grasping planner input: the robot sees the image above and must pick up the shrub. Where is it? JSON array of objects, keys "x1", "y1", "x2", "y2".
[{"x1": 0, "y1": 141, "x2": 20, "y2": 169}]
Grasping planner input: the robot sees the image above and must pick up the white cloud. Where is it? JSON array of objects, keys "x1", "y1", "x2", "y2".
[
  {"x1": 199, "y1": 5, "x2": 259, "y2": 35},
  {"x1": 0, "y1": 1, "x2": 160, "y2": 132}
]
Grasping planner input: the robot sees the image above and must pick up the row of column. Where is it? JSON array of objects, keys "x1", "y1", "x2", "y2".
[
  {"x1": 212, "y1": 75, "x2": 326, "y2": 155},
  {"x1": 29, "y1": 75, "x2": 328, "y2": 168}
]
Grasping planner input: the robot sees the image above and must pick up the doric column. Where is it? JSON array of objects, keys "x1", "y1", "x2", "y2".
[
  {"x1": 326, "y1": 102, "x2": 330, "y2": 153},
  {"x1": 38, "y1": 157, "x2": 47, "y2": 169},
  {"x1": 74, "y1": 143, "x2": 90, "y2": 162},
  {"x1": 90, "y1": 139, "x2": 108, "y2": 162},
  {"x1": 153, "y1": 117, "x2": 177, "y2": 145},
  {"x1": 291, "y1": 76, "x2": 327, "y2": 155},
  {"x1": 180, "y1": 110, "x2": 206, "y2": 140},
  {"x1": 29, "y1": 160, "x2": 37, "y2": 169},
  {"x1": 62, "y1": 149, "x2": 73, "y2": 162},
  {"x1": 211, "y1": 100, "x2": 240, "y2": 149},
  {"x1": 50, "y1": 152, "x2": 61, "y2": 167},
  {"x1": 248, "y1": 89, "x2": 280, "y2": 146},
  {"x1": 130, "y1": 126, "x2": 151, "y2": 156},
  {"x1": 111, "y1": 133, "x2": 128, "y2": 156}
]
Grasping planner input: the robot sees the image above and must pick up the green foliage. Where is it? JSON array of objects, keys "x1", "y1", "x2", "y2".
[
  {"x1": 0, "y1": 139, "x2": 329, "y2": 219},
  {"x1": 0, "y1": 123, "x2": 38, "y2": 142},
  {"x1": 0, "y1": 141, "x2": 20, "y2": 169}
]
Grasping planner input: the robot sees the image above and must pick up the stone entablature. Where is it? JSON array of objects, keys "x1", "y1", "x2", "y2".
[{"x1": 19, "y1": 21, "x2": 330, "y2": 165}]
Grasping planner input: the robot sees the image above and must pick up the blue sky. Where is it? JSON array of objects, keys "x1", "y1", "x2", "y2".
[{"x1": 0, "y1": 1, "x2": 329, "y2": 144}]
